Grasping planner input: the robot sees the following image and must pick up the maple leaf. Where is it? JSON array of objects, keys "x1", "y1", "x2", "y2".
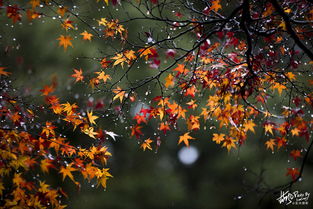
[
  {"x1": 141, "y1": 138, "x2": 153, "y2": 151},
  {"x1": 138, "y1": 47, "x2": 154, "y2": 60},
  {"x1": 131, "y1": 125, "x2": 143, "y2": 139},
  {"x1": 286, "y1": 168, "x2": 300, "y2": 180},
  {"x1": 71, "y1": 68, "x2": 84, "y2": 82},
  {"x1": 276, "y1": 137, "x2": 287, "y2": 149},
  {"x1": 112, "y1": 53, "x2": 127, "y2": 67},
  {"x1": 210, "y1": 0, "x2": 222, "y2": 12},
  {"x1": 222, "y1": 137, "x2": 237, "y2": 152},
  {"x1": 96, "y1": 168, "x2": 113, "y2": 189},
  {"x1": 10, "y1": 112, "x2": 21, "y2": 123},
  {"x1": 40, "y1": 159, "x2": 55, "y2": 173},
  {"x1": 243, "y1": 120, "x2": 256, "y2": 133},
  {"x1": 186, "y1": 99, "x2": 198, "y2": 110},
  {"x1": 178, "y1": 132, "x2": 195, "y2": 147},
  {"x1": 264, "y1": 124, "x2": 274, "y2": 135},
  {"x1": 164, "y1": 73, "x2": 175, "y2": 88},
  {"x1": 40, "y1": 85, "x2": 55, "y2": 96},
  {"x1": 124, "y1": 50, "x2": 136, "y2": 61},
  {"x1": 96, "y1": 71, "x2": 111, "y2": 83},
  {"x1": 112, "y1": 87, "x2": 126, "y2": 103},
  {"x1": 100, "y1": 57, "x2": 111, "y2": 68},
  {"x1": 61, "y1": 19, "x2": 74, "y2": 30},
  {"x1": 29, "y1": 0, "x2": 40, "y2": 8},
  {"x1": 184, "y1": 85, "x2": 197, "y2": 97},
  {"x1": 272, "y1": 82, "x2": 286, "y2": 95},
  {"x1": 57, "y1": 35, "x2": 73, "y2": 50},
  {"x1": 87, "y1": 110, "x2": 99, "y2": 125},
  {"x1": 62, "y1": 102, "x2": 78, "y2": 114},
  {"x1": 159, "y1": 122, "x2": 171, "y2": 134},
  {"x1": 57, "y1": 6, "x2": 67, "y2": 17},
  {"x1": 80, "y1": 30, "x2": 93, "y2": 41},
  {"x1": 41, "y1": 122, "x2": 56, "y2": 137},
  {"x1": 212, "y1": 133, "x2": 225, "y2": 144},
  {"x1": 265, "y1": 139, "x2": 276, "y2": 152},
  {"x1": 98, "y1": 17, "x2": 108, "y2": 26},
  {"x1": 0, "y1": 67, "x2": 11, "y2": 76},
  {"x1": 173, "y1": 64, "x2": 189, "y2": 76},
  {"x1": 290, "y1": 150, "x2": 301, "y2": 160},
  {"x1": 291, "y1": 128, "x2": 300, "y2": 136},
  {"x1": 285, "y1": 72, "x2": 296, "y2": 81},
  {"x1": 83, "y1": 127, "x2": 98, "y2": 139},
  {"x1": 59, "y1": 164, "x2": 77, "y2": 181}
]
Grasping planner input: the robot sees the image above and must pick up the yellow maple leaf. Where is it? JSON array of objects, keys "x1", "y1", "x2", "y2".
[
  {"x1": 96, "y1": 71, "x2": 111, "y2": 83},
  {"x1": 87, "y1": 110, "x2": 99, "y2": 125},
  {"x1": 178, "y1": 132, "x2": 195, "y2": 147},
  {"x1": 83, "y1": 126, "x2": 98, "y2": 139},
  {"x1": 112, "y1": 87, "x2": 126, "y2": 103},
  {"x1": 243, "y1": 120, "x2": 256, "y2": 133},
  {"x1": 264, "y1": 124, "x2": 274, "y2": 135},
  {"x1": 57, "y1": 35, "x2": 73, "y2": 50},
  {"x1": 98, "y1": 17, "x2": 107, "y2": 26},
  {"x1": 124, "y1": 50, "x2": 136, "y2": 61},
  {"x1": 141, "y1": 138, "x2": 153, "y2": 151},
  {"x1": 212, "y1": 133, "x2": 225, "y2": 144},
  {"x1": 112, "y1": 53, "x2": 127, "y2": 67}
]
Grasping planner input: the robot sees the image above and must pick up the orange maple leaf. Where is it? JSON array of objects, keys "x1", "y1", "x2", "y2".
[
  {"x1": 173, "y1": 64, "x2": 189, "y2": 76},
  {"x1": 265, "y1": 139, "x2": 276, "y2": 152},
  {"x1": 57, "y1": 35, "x2": 73, "y2": 50},
  {"x1": 0, "y1": 67, "x2": 11, "y2": 76},
  {"x1": 164, "y1": 73, "x2": 175, "y2": 88},
  {"x1": 59, "y1": 163, "x2": 77, "y2": 181},
  {"x1": 71, "y1": 68, "x2": 84, "y2": 82},
  {"x1": 178, "y1": 132, "x2": 195, "y2": 147},
  {"x1": 210, "y1": 0, "x2": 222, "y2": 12},
  {"x1": 80, "y1": 30, "x2": 93, "y2": 41},
  {"x1": 87, "y1": 110, "x2": 98, "y2": 125},
  {"x1": 40, "y1": 85, "x2": 55, "y2": 96}
]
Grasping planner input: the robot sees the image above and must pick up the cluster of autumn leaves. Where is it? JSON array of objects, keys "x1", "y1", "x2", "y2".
[
  {"x1": 2, "y1": 0, "x2": 313, "y2": 207},
  {"x1": 0, "y1": 67, "x2": 113, "y2": 208}
]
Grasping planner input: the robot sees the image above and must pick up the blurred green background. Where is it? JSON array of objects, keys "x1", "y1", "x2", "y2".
[{"x1": 1, "y1": 1, "x2": 313, "y2": 208}]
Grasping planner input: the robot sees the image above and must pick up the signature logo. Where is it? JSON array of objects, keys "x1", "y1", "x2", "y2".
[{"x1": 277, "y1": 190, "x2": 310, "y2": 205}]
